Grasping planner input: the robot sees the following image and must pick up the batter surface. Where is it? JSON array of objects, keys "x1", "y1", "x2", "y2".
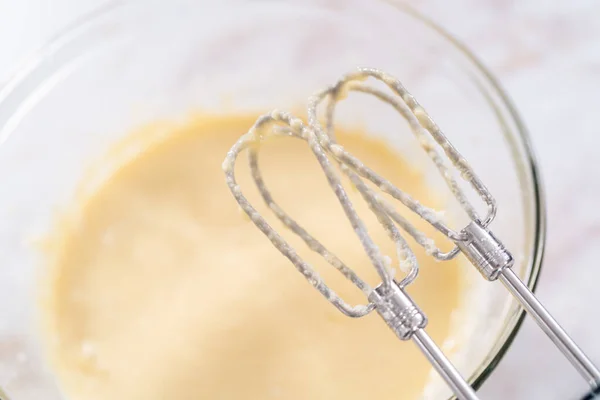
[{"x1": 42, "y1": 115, "x2": 462, "y2": 400}]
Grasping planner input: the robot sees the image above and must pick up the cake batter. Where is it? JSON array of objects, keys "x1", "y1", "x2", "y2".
[{"x1": 41, "y1": 114, "x2": 462, "y2": 400}]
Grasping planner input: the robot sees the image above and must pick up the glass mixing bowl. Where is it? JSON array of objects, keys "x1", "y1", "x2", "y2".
[{"x1": 0, "y1": 0, "x2": 544, "y2": 399}]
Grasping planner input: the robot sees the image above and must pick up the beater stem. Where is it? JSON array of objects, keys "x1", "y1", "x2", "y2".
[
  {"x1": 369, "y1": 281, "x2": 478, "y2": 399},
  {"x1": 499, "y1": 268, "x2": 600, "y2": 389},
  {"x1": 412, "y1": 329, "x2": 479, "y2": 400}
]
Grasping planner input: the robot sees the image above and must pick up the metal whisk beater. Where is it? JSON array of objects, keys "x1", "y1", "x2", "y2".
[{"x1": 222, "y1": 68, "x2": 600, "y2": 399}]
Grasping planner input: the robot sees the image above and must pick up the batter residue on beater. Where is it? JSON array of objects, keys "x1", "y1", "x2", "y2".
[{"x1": 41, "y1": 114, "x2": 461, "y2": 399}]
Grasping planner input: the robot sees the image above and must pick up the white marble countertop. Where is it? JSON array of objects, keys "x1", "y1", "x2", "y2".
[{"x1": 1, "y1": 0, "x2": 599, "y2": 399}]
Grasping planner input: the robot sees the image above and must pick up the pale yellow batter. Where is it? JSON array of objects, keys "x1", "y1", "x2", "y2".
[{"x1": 41, "y1": 115, "x2": 462, "y2": 400}]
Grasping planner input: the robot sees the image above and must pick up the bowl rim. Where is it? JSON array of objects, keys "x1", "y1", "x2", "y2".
[{"x1": 0, "y1": 0, "x2": 546, "y2": 397}]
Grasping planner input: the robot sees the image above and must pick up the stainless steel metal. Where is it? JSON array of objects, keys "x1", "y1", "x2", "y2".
[
  {"x1": 451, "y1": 223, "x2": 599, "y2": 386},
  {"x1": 369, "y1": 280, "x2": 478, "y2": 399},
  {"x1": 456, "y1": 222, "x2": 513, "y2": 281},
  {"x1": 368, "y1": 280, "x2": 428, "y2": 341},
  {"x1": 413, "y1": 329, "x2": 479, "y2": 400},
  {"x1": 223, "y1": 67, "x2": 599, "y2": 398},
  {"x1": 499, "y1": 268, "x2": 600, "y2": 388}
]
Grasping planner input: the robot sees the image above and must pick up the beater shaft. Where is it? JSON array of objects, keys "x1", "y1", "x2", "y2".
[
  {"x1": 457, "y1": 221, "x2": 600, "y2": 388},
  {"x1": 499, "y1": 268, "x2": 600, "y2": 388},
  {"x1": 412, "y1": 329, "x2": 479, "y2": 400},
  {"x1": 369, "y1": 280, "x2": 478, "y2": 400}
]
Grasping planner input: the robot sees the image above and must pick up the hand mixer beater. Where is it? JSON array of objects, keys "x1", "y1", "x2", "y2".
[{"x1": 222, "y1": 68, "x2": 600, "y2": 399}]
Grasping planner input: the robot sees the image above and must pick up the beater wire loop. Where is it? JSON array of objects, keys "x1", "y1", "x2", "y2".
[{"x1": 223, "y1": 67, "x2": 494, "y2": 316}]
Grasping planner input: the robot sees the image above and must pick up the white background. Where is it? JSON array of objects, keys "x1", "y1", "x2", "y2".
[{"x1": 2, "y1": 0, "x2": 600, "y2": 398}]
